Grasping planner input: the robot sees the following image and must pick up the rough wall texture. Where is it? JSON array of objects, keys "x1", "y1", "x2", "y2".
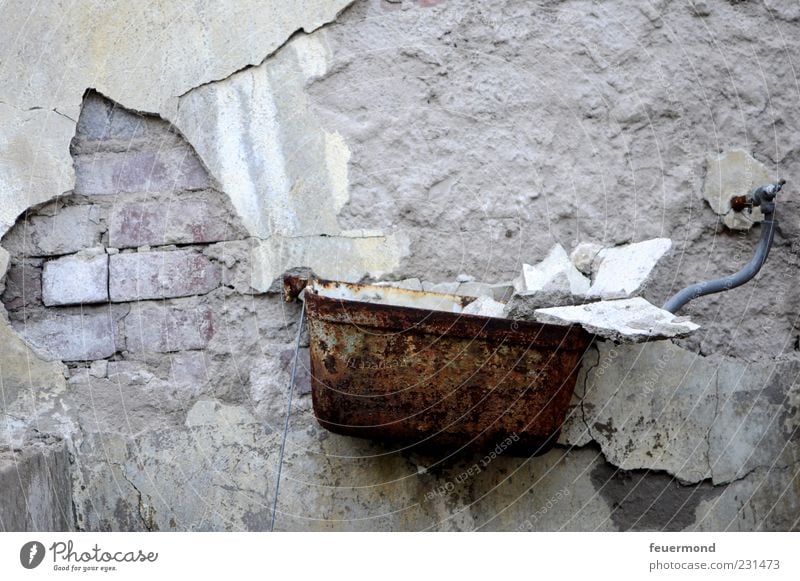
[
  {"x1": 0, "y1": 435, "x2": 74, "y2": 531},
  {"x1": 1, "y1": 0, "x2": 799, "y2": 531}
]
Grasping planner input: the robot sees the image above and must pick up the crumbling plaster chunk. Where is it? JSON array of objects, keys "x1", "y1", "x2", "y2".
[
  {"x1": 561, "y1": 339, "x2": 800, "y2": 486},
  {"x1": 455, "y1": 281, "x2": 494, "y2": 297},
  {"x1": 704, "y1": 149, "x2": 771, "y2": 231},
  {"x1": 0, "y1": 105, "x2": 75, "y2": 237},
  {"x1": 569, "y1": 242, "x2": 604, "y2": 276},
  {"x1": 0, "y1": 1, "x2": 357, "y2": 118},
  {"x1": 534, "y1": 297, "x2": 699, "y2": 342},
  {"x1": 42, "y1": 248, "x2": 109, "y2": 306},
  {"x1": 250, "y1": 234, "x2": 410, "y2": 293},
  {"x1": 586, "y1": 238, "x2": 672, "y2": 300},
  {"x1": 461, "y1": 295, "x2": 506, "y2": 318},
  {"x1": 503, "y1": 288, "x2": 589, "y2": 317},
  {"x1": 518, "y1": 243, "x2": 590, "y2": 296},
  {"x1": 170, "y1": 31, "x2": 345, "y2": 240},
  {"x1": 561, "y1": 341, "x2": 717, "y2": 484}
]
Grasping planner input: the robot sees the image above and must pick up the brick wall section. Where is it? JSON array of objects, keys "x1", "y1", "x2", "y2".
[
  {"x1": 75, "y1": 149, "x2": 210, "y2": 196},
  {"x1": 2, "y1": 205, "x2": 103, "y2": 256},
  {"x1": 42, "y1": 249, "x2": 109, "y2": 306},
  {"x1": 10, "y1": 307, "x2": 124, "y2": 362},
  {"x1": 1, "y1": 91, "x2": 250, "y2": 364},
  {"x1": 109, "y1": 250, "x2": 221, "y2": 302},
  {"x1": 108, "y1": 197, "x2": 239, "y2": 248}
]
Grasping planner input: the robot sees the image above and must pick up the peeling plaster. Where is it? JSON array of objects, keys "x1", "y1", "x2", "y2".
[
  {"x1": 561, "y1": 340, "x2": 800, "y2": 487},
  {"x1": 1, "y1": 1, "x2": 400, "y2": 289}
]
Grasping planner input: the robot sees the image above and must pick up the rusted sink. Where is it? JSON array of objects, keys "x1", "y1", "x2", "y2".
[{"x1": 286, "y1": 277, "x2": 592, "y2": 456}]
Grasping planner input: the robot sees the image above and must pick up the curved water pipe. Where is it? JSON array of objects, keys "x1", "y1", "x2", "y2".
[{"x1": 663, "y1": 179, "x2": 786, "y2": 314}]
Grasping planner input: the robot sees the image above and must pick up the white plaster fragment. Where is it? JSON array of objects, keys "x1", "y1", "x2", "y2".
[
  {"x1": 250, "y1": 233, "x2": 410, "y2": 293},
  {"x1": 461, "y1": 295, "x2": 506, "y2": 318},
  {"x1": 534, "y1": 297, "x2": 699, "y2": 342},
  {"x1": 586, "y1": 238, "x2": 672, "y2": 299},
  {"x1": 569, "y1": 242, "x2": 604, "y2": 276},
  {"x1": 517, "y1": 243, "x2": 591, "y2": 296}
]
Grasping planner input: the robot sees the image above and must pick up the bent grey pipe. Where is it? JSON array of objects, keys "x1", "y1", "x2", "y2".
[{"x1": 663, "y1": 180, "x2": 785, "y2": 314}]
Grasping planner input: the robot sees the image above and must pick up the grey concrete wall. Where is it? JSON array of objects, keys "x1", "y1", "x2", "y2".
[
  {"x1": 0, "y1": 436, "x2": 74, "y2": 531},
  {"x1": 0, "y1": 0, "x2": 799, "y2": 531}
]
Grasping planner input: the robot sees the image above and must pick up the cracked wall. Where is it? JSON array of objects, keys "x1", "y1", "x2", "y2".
[{"x1": 1, "y1": 0, "x2": 800, "y2": 531}]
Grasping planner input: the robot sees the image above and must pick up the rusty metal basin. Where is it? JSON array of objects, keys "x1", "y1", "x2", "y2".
[{"x1": 297, "y1": 278, "x2": 593, "y2": 456}]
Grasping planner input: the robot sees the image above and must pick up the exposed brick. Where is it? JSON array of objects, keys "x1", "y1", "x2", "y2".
[
  {"x1": 124, "y1": 301, "x2": 215, "y2": 353},
  {"x1": 75, "y1": 92, "x2": 147, "y2": 142},
  {"x1": 42, "y1": 250, "x2": 109, "y2": 306},
  {"x1": 74, "y1": 148, "x2": 210, "y2": 196},
  {"x1": 1, "y1": 259, "x2": 42, "y2": 310},
  {"x1": 109, "y1": 250, "x2": 221, "y2": 302},
  {"x1": 108, "y1": 197, "x2": 240, "y2": 248},
  {"x1": 12, "y1": 307, "x2": 120, "y2": 361},
  {"x1": 2, "y1": 205, "x2": 102, "y2": 257},
  {"x1": 71, "y1": 91, "x2": 184, "y2": 155}
]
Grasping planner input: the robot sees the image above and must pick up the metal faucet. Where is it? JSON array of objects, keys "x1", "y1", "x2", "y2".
[{"x1": 663, "y1": 179, "x2": 786, "y2": 314}]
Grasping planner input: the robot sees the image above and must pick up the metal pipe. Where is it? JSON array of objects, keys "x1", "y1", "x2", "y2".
[{"x1": 662, "y1": 180, "x2": 785, "y2": 314}]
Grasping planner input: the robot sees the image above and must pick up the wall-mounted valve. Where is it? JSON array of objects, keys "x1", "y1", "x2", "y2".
[
  {"x1": 730, "y1": 179, "x2": 786, "y2": 213},
  {"x1": 663, "y1": 180, "x2": 787, "y2": 314}
]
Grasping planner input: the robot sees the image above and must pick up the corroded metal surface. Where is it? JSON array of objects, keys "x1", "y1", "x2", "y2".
[
  {"x1": 305, "y1": 279, "x2": 593, "y2": 455},
  {"x1": 282, "y1": 272, "x2": 311, "y2": 302}
]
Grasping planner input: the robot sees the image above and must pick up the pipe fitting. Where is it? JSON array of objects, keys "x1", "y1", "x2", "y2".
[
  {"x1": 730, "y1": 179, "x2": 785, "y2": 213},
  {"x1": 663, "y1": 180, "x2": 787, "y2": 314}
]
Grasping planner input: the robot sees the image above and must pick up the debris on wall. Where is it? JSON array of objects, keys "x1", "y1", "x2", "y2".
[{"x1": 534, "y1": 298, "x2": 699, "y2": 342}]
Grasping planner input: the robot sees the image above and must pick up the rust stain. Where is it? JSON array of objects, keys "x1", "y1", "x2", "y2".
[
  {"x1": 730, "y1": 195, "x2": 750, "y2": 212},
  {"x1": 282, "y1": 273, "x2": 310, "y2": 302},
  {"x1": 303, "y1": 279, "x2": 593, "y2": 455}
]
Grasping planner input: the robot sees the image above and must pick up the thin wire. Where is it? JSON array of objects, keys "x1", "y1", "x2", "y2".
[{"x1": 270, "y1": 301, "x2": 306, "y2": 532}]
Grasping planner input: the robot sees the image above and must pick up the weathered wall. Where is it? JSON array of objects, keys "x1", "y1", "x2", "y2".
[
  {"x1": 1, "y1": 0, "x2": 799, "y2": 531},
  {"x1": 0, "y1": 435, "x2": 74, "y2": 531}
]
